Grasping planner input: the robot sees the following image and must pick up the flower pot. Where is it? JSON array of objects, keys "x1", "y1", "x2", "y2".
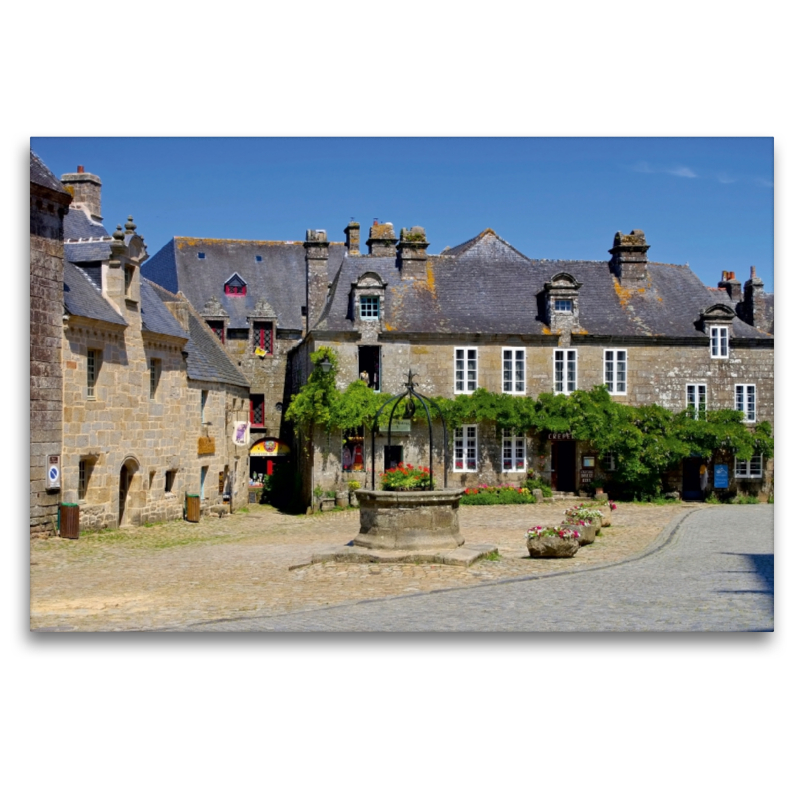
[{"x1": 526, "y1": 535, "x2": 580, "y2": 558}]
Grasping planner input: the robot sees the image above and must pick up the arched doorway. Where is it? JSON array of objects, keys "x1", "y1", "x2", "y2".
[{"x1": 118, "y1": 457, "x2": 140, "y2": 527}]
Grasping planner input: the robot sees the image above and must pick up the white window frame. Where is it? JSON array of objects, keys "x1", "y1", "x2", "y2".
[
  {"x1": 604, "y1": 349, "x2": 627, "y2": 395},
  {"x1": 502, "y1": 348, "x2": 526, "y2": 394},
  {"x1": 735, "y1": 455, "x2": 763, "y2": 478},
  {"x1": 359, "y1": 295, "x2": 380, "y2": 319},
  {"x1": 554, "y1": 349, "x2": 577, "y2": 394},
  {"x1": 554, "y1": 298, "x2": 573, "y2": 312},
  {"x1": 501, "y1": 429, "x2": 526, "y2": 472},
  {"x1": 734, "y1": 384, "x2": 756, "y2": 423},
  {"x1": 453, "y1": 424, "x2": 478, "y2": 472},
  {"x1": 686, "y1": 384, "x2": 707, "y2": 419},
  {"x1": 710, "y1": 326, "x2": 729, "y2": 359},
  {"x1": 454, "y1": 348, "x2": 478, "y2": 394}
]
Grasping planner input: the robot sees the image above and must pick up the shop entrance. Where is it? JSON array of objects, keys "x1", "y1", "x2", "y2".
[
  {"x1": 552, "y1": 441, "x2": 576, "y2": 493},
  {"x1": 682, "y1": 457, "x2": 704, "y2": 501},
  {"x1": 384, "y1": 445, "x2": 403, "y2": 471}
]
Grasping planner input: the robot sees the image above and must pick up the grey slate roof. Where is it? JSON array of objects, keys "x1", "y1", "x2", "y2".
[
  {"x1": 63, "y1": 207, "x2": 112, "y2": 263},
  {"x1": 140, "y1": 279, "x2": 190, "y2": 339},
  {"x1": 64, "y1": 206, "x2": 110, "y2": 241},
  {"x1": 318, "y1": 229, "x2": 773, "y2": 340},
  {"x1": 146, "y1": 281, "x2": 249, "y2": 388},
  {"x1": 30, "y1": 150, "x2": 70, "y2": 196},
  {"x1": 142, "y1": 238, "x2": 346, "y2": 330},
  {"x1": 63, "y1": 261, "x2": 126, "y2": 326}
]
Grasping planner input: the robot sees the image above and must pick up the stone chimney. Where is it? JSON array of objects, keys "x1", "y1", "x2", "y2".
[
  {"x1": 743, "y1": 265, "x2": 765, "y2": 329},
  {"x1": 61, "y1": 166, "x2": 103, "y2": 220},
  {"x1": 718, "y1": 270, "x2": 742, "y2": 303},
  {"x1": 344, "y1": 220, "x2": 361, "y2": 256},
  {"x1": 304, "y1": 229, "x2": 329, "y2": 329},
  {"x1": 397, "y1": 226, "x2": 429, "y2": 279},
  {"x1": 366, "y1": 220, "x2": 397, "y2": 256},
  {"x1": 609, "y1": 230, "x2": 649, "y2": 284}
]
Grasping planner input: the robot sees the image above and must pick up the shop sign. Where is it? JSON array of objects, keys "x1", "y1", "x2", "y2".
[
  {"x1": 714, "y1": 464, "x2": 729, "y2": 489},
  {"x1": 548, "y1": 432, "x2": 574, "y2": 440},
  {"x1": 580, "y1": 469, "x2": 594, "y2": 485},
  {"x1": 198, "y1": 437, "x2": 215, "y2": 456},
  {"x1": 250, "y1": 438, "x2": 290, "y2": 456},
  {"x1": 379, "y1": 420, "x2": 411, "y2": 435}
]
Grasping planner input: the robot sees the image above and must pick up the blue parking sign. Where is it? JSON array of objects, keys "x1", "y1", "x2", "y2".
[{"x1": 714, "y1": 464, "x2": 728, "y2": 489}]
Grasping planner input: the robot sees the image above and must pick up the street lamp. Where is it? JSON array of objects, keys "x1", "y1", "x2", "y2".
[{"x1": 319, "y1": 355, "x2": 333, "y2": 374}]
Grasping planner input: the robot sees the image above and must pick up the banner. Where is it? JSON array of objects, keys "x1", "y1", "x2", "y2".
[{"x1": 233, "y1": 421, "x2": 250, "y2": 446}]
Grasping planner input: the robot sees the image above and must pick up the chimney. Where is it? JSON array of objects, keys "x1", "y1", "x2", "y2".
[
  {"x1": 718, "y1": 270, "x2": 742, "y2": 303},
  {"x1": 304, "y1": 229, "x2": 329, "y2": 330},
  {"x1": 609, "y1": 229, "x2": 649, "y2": 283},
  {"x1": 366, "y1": 220, "x2": 397, "y2": 256},
  {"x1": 61, "y1": 167, "x2": 102, "y2": 220},
  {"x1": 743, "y1": 265, "x2": 765, "y2": 329},
  {"x1": 397, "y1": 226, "x2": 429, "y2": 279},
  {"x1": 344, "y1": 220, "x2": 361, "y2": 256}
]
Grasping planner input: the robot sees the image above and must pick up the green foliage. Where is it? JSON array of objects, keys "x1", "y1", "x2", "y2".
[
  {"x1": 461, "y1": 489, "x2": 537, "y2": 505},
  {"x1": 524, "y1": 477, "x2": 553, "y2": 497}
]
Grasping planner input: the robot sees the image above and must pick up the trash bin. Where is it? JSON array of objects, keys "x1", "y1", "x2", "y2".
[
  {"x1": 59, "y1": 503, "x2": 80, "y2": 539},
  {"x1": 185, "y1": 493, "x2": 200, "y2": 523}
]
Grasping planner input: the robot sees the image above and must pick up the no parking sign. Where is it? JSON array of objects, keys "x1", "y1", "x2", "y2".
[{"x1": 46, "y1": 454, "x2": 61, "y2": 490}]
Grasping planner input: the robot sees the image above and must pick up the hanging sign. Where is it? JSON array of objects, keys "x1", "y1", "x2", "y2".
[
  {"x1": 548, "y1": 432, "x2": 574, "y2": 440},
  {"x1": 379, "y1": 420, "x2": 411, "y2": 435},
  {"x1": 233, "y1": 421, "x2": 250, "y2": 446},
  {"x1": 250, "y1": 438, "x2": 290, "y2": 456},
  {"x1": 714, "y1": 464, "x2": 729, "y2": 489}
]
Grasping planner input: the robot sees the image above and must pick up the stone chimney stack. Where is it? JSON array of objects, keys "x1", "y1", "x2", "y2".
[
  {"x1": 61, "y1": 166, "x2": 103, "y2": 220},
  {"x1": 718, "y1": 270, "x2": 742, "y2": 303},
  {"x1": 304, "y1": 229, "x2": 329, "y2": 330},
  {"x1": 609, "y1": 230, "x2": 649, "y2": 284},
  {"x1": 344, "y1": 220, "x2": 361, "y2": 256},
  {"x1": 744, "y1": 265, "x2": 765, "y2": 329},
  {"x1": 397, "y1": 226, "x2": 429, "y2": 279},
  {"x1": 366, "y1": 220, "x2": 397, "y2": 256}
]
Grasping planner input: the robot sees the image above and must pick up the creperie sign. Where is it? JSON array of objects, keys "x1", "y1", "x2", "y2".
[{"x1": 547, "y1": 432, "x2": 574, "y2": 440}]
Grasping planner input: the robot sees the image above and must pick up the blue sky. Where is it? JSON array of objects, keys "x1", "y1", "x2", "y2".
[{"x1": 31, "y1": 136, "x2": 773, "y2": 292}]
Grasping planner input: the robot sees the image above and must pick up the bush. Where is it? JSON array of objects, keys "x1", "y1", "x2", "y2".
[
  {"x1": 524, "y1": 477, "x2": 553, "y2": 497},
  {"x1": 461, "y1": 488, "x2": 537, "y2": 505}
]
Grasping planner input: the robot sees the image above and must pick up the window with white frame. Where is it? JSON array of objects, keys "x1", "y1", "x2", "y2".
[
  {"x1": 502, "y1": 429, "x2": 526, "y2": 472},
  {"x1": 554, "y1": 349, "x2": 577, "y2": 394},
  {"x1": 453, "y1": 425, "x2": 477, "y2": 472},
  {"x1": 604, "y1": 350, "x2": 627, "y2": 395},
  {"x1": 502, "y1": 348, "x2": 525, "y2": 394},
  {"x1": 686, "y1": 384, "x2": 707, "y2": 419},
  {"x1": 554, "y1": 299, "x2": 573, "y2": 312},
  {"x1": 710, "y1": 326, "x2": 729, "y2": 359},
  {"x1": 735, "y1": 384, "x2": 756, "y2": 423},
  {"x1": 359, "y1": 296, "x2": 380, "y2": 319},
  {"x1": 454, "y1": 348, "x2": 478, "y2": 393},
  {"x1": 735, "y1": 454, "x2": 763, "y2": 478}
]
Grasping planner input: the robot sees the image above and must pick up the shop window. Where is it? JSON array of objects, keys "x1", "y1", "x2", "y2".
[
  {"x1": 502, "y1": 349, "x2": 525, "y2": 394},
  {"x1": 686, "y1": 384, "x2": 707, "y2": 419},
  {"x1": 604, "y1": 350, "x2": 627, "y2": 395},
  {"x1": 735, "y1": 384, "x2": 756, "y2": 423},
  {"x1": 502, "y1": 429, "x2": 526, "y2": 472},
  {"x1": 250, "y1": 394, "x2": 265, "y2": 427},
  {"x1": 454, "y1": 348, "x2": 478, "y2": 393},
  {"x1": 358, "y1": 346, "x2": 381, "y2": 390},
  {"x1": 554, "y1": 349, "x2": 577, "y2": 394},
  {"x1": 253, "y1": 321, "x2": 273, "y2": 355},
  {"x1": 735, "y1": 455, "x2": 762, "y2": 478},
  {"x1": 342, "y1": 428, "x2": 365, "y2": 472},
  {"x1": 454, "y1": 425, "x2": 477, "y2": 472}
]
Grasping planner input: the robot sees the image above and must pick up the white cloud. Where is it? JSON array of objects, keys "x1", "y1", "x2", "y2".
[
  {"x1": 717, "y1": 172, "x2": 737, "y2": 184},
  {"x1": 755, "y1": 178, "x2": 774, "y2": 188},
  {"x1": 630, "y1": 162, "x2": 697, "y2": 178},
  {"x1": 667, "y1": 166, "x2": 697, "y2": 178},
  {"x1": 632, "y1": 161, "x2": 654, "y2": 173}
]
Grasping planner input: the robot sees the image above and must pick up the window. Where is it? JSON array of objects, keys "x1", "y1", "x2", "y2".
[
  {"x1": 554, "y1": 299, "x2": 573, "y2": 312},
  {"x1": 554, "y1": 349, "x2": 577, "y2": 394},
  {"x1": 604, "y1": 350, "x2": 627, "y2": 395},
  {"x1": 200, "y1": 466, "x2": 208, "y2": 501},
  {"x1": 454, "y1": 348, "x2": 478, "y2": 393},
  {"x1": 255, "y1": 255, "x2": 263, "y2": 262},
  {"x1": 502, "y1": 429, "x2": 526, "y2": 472},
  {"x1": 87, "y1": 349, "x2": 100, "y2": 398},
  {"x1": 224, "y1": 273, "x2": 247, "y2": 295},
  {"x1": 149, "y1": 358, "x2": 161, "y2": 399},
  {"x1": 342, "y1": 428, "x2": 365, "y2": 472},
  {"x1": 207, "y1": 320, "x2": 225, "y2": 344},
  {"x1": 165, "y1": 470, "x2": 176, "y2": 494},
  {"x1": 198, "y1": 252, "x2": 205, "y2": 259},
  {"x1": 686, "y1": 384, "x2": 707, "y2": 419},
  {"x1": 358, "y1": 346, "x2": 381, "y2": 391},
  {"x1": 250, "y1": 394, "x2": 265, "y2": 427},
  {"x1": 253, "y1": 321, "x2": 273, "y2": 354},
  {"x1": 360, "y1": 296, "x2": 380, "y2": 319},
  {"x1": 735, "y1": 455, "x2": 763, "y2": 478},
  {"x1": 735, "y1": 384, "x2": 756, "y2": 423},
  {"x1": 78, "y1": 459, "x2": 92, "y2": 500},
  {"x1": 710, "y1": 326, "x2": 729, "y2": 358},
  {"x1": 453, "y1": 425, "x2": 478, "y2": 472},
  {"x1": 602, "y1": 453, "x2": 616, "y2": 471},
  {"x1": 201, "y1": 390, "x2": 209, "y2": 424},
  {"x1": 502, "y1": 348, "x2": 525, "y2": 394},
  {"x1": 124, "y1": 265, "x2": 134, "y2": 296}
]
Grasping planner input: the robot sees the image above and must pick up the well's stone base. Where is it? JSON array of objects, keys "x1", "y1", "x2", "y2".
[
  {"x1": 302, "y1": 542, "x2": 498, "y2": 568},
  {"x1": 353, "y1": 488, "x2": 465, "y2": 551}
]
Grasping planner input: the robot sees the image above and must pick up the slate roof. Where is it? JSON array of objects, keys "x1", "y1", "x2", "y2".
[
  {"x1": 140, "y1": 280, "x2": 190, "y2": 339},
  {"x1": 30, "y1": 150, "x2": 70, "y2": 196},
  {"x1": 146, "y1": 281, "x2": 249, "y2": 388},
  {"x1": 63, "y1": 206, "x2": 112, "y2": 263},
  {"x1": 63, "y1": 261, "x2": 126, "y2": 326},
  {"x1": 318, "y1": 229, "x2": 773, "y2": 340},
  {"x1": 142, "y1": 238, "x2": 346, "y2": 331}
]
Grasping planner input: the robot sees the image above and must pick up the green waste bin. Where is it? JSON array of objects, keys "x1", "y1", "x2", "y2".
[
  {"x1": 185, "y1": 493, "x2": 200, "y2": 523},
  {"x1": 59, "y1": 503, "x2": 80, "y2": 539}
]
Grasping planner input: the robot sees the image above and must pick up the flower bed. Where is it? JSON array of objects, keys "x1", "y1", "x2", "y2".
[{"x1": 461, "y1": 484, "x2": 537, "y2": 505}]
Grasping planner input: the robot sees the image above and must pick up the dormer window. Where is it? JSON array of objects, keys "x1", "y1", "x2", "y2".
[
  {"x1": 710, "y1": 326, "x2": 729, "y2": 359},
  {"x1": 351, "y1": 272, "x2": 388, "y2": 326},
  {"x1": 224, "y1": 273, "x2": 247, "y2": 296},
  {"x1": 554, "y1": 299, "x2": 573, "y2": 312},
  {"x1": 544, "y1": 273, "x2": 582, "y2": 332},
  {"x1": 360, "y1": 296, "x2": 380, "y2": 319},
  {"x1": 700, "y1": 304, "x2": 734, "y2": 360}
]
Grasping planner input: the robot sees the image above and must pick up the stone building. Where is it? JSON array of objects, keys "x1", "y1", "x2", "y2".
[
  {"x1": 30, "y1": 151, "x2": 72, "y2": 535},
  {"x1": 55, "y1": 164, "x2": 250, "y2": 530}
]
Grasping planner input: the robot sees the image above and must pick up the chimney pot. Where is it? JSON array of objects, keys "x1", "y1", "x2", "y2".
[
  {"x1": 750, "y1": 266, "x2": 757, "y2": 279},
  {"x1": 77, "y1": 165, "x2": 84, "y2": 173}
]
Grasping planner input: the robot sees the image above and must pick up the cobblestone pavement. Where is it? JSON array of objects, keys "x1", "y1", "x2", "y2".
[
  {"x1": 174, "y1": 505, "x2": 774, "y2": 632},
  {"x1": 31, "y1": 501, "x2": 693, "y2": 632}
]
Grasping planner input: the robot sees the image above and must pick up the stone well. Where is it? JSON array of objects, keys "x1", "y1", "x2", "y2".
[{"x1": 353, "y1": 488, "x2": 465, "y2": 551}]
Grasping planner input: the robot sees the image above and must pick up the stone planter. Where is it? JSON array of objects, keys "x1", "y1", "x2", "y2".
[
  {"x1": 566, "y1": 520, "x2": 599, "y2": 545},
  {"x1": 526, "y1": 535, "x2": 580, "y2": 558},
  {"x1": 335, "y1": 491, "x2": 349, "y2": 509},
  {"x1": 353, "y1": 488, "x2": 464, "y2": 551},
  {"x1": 349, "y1": 491, "x2": 360, "y2": 508},
  {"x1": 319, "y1": 497, "x2": 335, "y2": 512}
]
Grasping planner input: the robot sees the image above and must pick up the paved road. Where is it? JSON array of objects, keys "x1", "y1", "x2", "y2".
[{"x1": 172, "y1": 505, "x2": 774, "y2": 632}]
